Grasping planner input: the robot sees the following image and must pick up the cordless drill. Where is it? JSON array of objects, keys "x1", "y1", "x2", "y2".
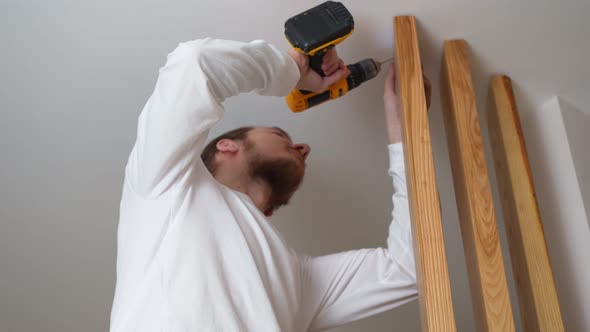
[{"x1": 284, "y1": 1, "x2": 390, "y2": 113}]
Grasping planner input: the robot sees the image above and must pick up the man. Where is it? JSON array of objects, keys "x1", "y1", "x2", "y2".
[{"x1": 110, "y1": 38, "x2": 427, "y2": 331}]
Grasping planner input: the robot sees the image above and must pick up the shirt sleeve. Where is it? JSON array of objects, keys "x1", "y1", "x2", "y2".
[
  {"x1": 125, "y1": 38, "x2": 300, "y2": 196},
  {"x1": 298, "y1": 142, "x2": 417, "y2": 332}
]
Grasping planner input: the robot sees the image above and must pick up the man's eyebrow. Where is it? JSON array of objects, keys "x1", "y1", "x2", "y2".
[{"x1": 272, "y1": 127, "x2": 292, "y2": 141}]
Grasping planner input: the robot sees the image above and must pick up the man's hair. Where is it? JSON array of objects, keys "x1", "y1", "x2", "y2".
[{"x1": 200, "y1": 126, "x2": 254, "y2": 175}]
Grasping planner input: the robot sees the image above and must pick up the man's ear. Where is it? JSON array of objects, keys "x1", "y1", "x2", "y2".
[{"x1": 216, "y1": 139, "x2": 240, "y2": 154}]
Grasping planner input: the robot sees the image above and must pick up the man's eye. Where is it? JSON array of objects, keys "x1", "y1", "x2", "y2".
[{"x1": 274, "y1": 131, "x2": 292, "y2": 143}]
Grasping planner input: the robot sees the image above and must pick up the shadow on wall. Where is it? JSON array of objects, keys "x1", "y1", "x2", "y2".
[{"x1": 558, "y1": 98, "x2": 590, "y2": 229}]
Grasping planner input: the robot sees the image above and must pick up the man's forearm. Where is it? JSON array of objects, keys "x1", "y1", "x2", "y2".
[{"x1": 385, "y1": 107, "x2": 402, "y2": 144}]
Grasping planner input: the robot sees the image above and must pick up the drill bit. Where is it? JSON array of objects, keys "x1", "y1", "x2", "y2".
[{"x1": 374, "y1": 57, "x2": 394, "y2": 73}]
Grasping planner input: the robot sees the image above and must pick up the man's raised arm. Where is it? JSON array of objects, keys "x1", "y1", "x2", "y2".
[{"x1": 126, "y1": 39, "x2": 301, "y2": 196}]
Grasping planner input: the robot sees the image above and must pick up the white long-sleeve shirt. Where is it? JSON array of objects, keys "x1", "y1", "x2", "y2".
[{"x1": 110, "y1": 38, "x2": 416, "y2": 332}]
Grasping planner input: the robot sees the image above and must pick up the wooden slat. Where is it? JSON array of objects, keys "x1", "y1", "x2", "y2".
[
  {"x1": 440, "y1": 39, "x2": 515, "y2": 332},
  {"x1": 487, "y1": 75, "x2": 565, "y2": 332},
  {"x1": 394, "y1": 16, "x2": 456, "y2": 332}
]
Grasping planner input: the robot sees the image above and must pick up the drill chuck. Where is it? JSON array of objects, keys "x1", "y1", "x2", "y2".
[{"x1": 346, "y1": 59, "x2": 379, "y2": 90}]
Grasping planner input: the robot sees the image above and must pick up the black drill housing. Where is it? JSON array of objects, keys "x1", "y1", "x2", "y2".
[{"x1": 284, "y1": 1, "x2": 354, "y2": 76}]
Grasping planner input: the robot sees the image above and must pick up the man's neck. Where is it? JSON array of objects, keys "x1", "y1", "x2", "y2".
[{"x1": 215, "y1": 166, "x2": 271, "y2": 215}]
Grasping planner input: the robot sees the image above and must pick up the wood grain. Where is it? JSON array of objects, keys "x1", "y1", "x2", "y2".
[
  {"x1": 394, "y1": 16, "x2": 457, "y2": 332},
  {"x1": 487, "y1": 75, "x2": 565, "y2": 332},
  {"x1": 440, "y1": 39, "x2": 516, "y2": 332}
]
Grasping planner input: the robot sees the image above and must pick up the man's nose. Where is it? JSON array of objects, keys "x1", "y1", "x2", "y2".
[{"x1": 294, "y1": 144, "x2": 311, "y2": 160}]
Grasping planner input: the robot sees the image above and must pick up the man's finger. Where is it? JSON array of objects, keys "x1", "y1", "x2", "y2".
[
  {"x1": 387, "y1": 63, "x2": 395, "y2": 80},
  {"x1": 384, "y1": 64, "x2": 396, "y2": 95},
  {"x1": 321, "y1": 68, "x2": 350, "y2": 90},
  {"x1": 322, "y1": 52, "x2": 340, "y2": 72},
  {"x1": 322, "y1": 62, "x2": 339, "y2": 76},
  {"x1": 323, "y1": 48, "x2": 338, "y2": 64}
]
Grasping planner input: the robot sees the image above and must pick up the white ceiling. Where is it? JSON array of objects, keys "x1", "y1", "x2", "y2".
[{"x1": 1, "y1": 0, "x2": 588, "y2": 331}]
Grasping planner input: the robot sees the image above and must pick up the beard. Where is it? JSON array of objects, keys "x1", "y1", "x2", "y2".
[{"x1": 245, "y1": 144, "x2": 305, "y2": 212}]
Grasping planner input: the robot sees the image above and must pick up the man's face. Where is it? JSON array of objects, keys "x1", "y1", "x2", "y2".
[
  {"x1": 245, "y1": 127, "x2": 310, "y2": 166},
  {"x1": 243, "y1": 127, "x2": 311, "y2": 211}
]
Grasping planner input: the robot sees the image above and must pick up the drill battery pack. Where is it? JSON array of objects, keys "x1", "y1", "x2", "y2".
[{"x1": 284, "y1": 1, "x2": 354, "y2": 56}]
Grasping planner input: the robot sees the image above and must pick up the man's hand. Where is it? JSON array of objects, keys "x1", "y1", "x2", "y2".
[
  {"x1": 383, "y1": 64, "x2": 402, "y2": 144},
  {"x1": 288, "y1": 48, "x2": 350, "y2": 93},
  {"x1": 383, "y1": 64, "x2": 431, "y2": 144}
]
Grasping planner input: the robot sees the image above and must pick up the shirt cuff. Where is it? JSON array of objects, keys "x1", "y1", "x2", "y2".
[{"x1": 387, "y1": 143, "x2": 405, "y2": 175}]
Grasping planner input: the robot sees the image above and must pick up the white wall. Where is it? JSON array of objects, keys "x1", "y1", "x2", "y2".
[
  {"x1": 520, "y1": 97, "x2": 590, "y2": 331},
  {"x1": 1, "y1": 0, "x2": 589, "y2": 331},
  {"x1": 559, "y1": 99, "x2": 590, "y2": 229}
]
